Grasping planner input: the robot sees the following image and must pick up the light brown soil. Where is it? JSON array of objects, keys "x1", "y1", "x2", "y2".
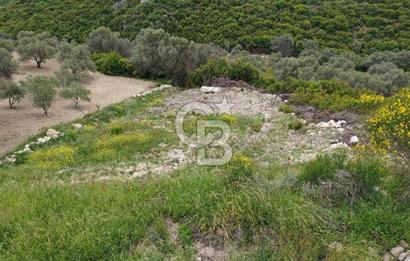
[{"x1": 0, "y1": 58, "x2": 156, "y2": 155}]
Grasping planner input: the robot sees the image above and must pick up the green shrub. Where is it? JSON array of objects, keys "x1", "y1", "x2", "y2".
[
  {"x1": 187, "y1": 58, "x2": 261, "y2": 87},
  {"x1": 279, "y1": 104, "x2": 295, "y2": 114},
  {"x1": 288, "y1": 119, "x2": 303, "y2": 130},
  {"x1": 188, "y1": 58, "x2": 230, "y2": 87},
  {"x1": 93, "y1": 52, "x2": 134, "y2": 76},
  {"x1": 228, "y1": 60, "x2": 261, "y2": 84}
]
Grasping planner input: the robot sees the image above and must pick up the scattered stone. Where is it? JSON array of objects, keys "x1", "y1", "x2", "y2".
[
  {"x1": 200, "y1": 86, "x2": 222, "y2": 94},
  {"x1": 36, "y1": 137, "x2": 47, "y2": 145},
  {"x1": 5, "y1": 155, "x2": 16, "y2": 163},
  {"x1": 398, "y1": 251, "x2": 409, "y2": 261},
  {"x1": 330, "y1": 142, "x2": 349, "y2": 150},
  {"x1": 72, "y1": 123, "x2": 83, "y2": 129},
  {"x1": 392, "y1": 246, "x2": 405, "y2": 257},
  {"x1": 337, "y1": 128, "x2": 346, "y2": 134},
  {"x1": 317, "y1": 120, "x2": 347, "y2": 129},
  {"x1": 46, "y1": 129, "x2": 60, "y2": 139},
  {"x1": 384, "y1": 253, "x2": 395, "y2": 261},
  {"x1": 330, "y1": 139, "x2": 340, "y2": 144},
  {"x1": 329, "y1": 242, "x2": 344, "y2": 252},
  {"x1": 349, "y1": 136, "x2": 360, "y2": 145}
]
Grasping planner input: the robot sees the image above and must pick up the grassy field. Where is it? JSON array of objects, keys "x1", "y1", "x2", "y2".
[{"x1": 0, "y1": 89, "x2": 409, "y2": 260}]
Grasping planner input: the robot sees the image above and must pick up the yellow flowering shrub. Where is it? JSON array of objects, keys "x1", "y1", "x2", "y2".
[
  {"x1": 224, "y1": 155, "x2": 255, "y2": 185},
  {"x1": 28, "y1": 145, "x2": 75, "y2": 170},
  {"x1": 368, "y1": 88, "x2": 410, "y2": 159},
  {"x1": 356, "y1": 93, "x2": 385, "y2": 112},
  {"x1": 95, "y1": 133, "x2": 151, "y2": 149}
]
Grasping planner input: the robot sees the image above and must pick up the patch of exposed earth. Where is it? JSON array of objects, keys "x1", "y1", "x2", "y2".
[{"x1": 0, "y1": 57, "x2": 156, "y2": 155}]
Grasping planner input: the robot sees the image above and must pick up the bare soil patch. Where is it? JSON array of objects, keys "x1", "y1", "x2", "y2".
[{"x1": 0, "y1": 59, "x2": 155, "y2": 155}]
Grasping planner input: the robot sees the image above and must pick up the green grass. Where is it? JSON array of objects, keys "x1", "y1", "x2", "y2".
[{"x1": 0, "y1": 89, "x2": 409, "y2": 260}]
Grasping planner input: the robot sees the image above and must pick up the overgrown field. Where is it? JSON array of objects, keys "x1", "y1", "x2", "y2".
[{"x1": 0, "y1": 89, "x2": 408, "y2": 260}]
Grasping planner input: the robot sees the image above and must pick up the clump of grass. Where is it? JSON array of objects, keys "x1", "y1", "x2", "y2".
[
  {"x1": 279, "y1": 104, "x2": 295, "y2": 114},
  {"x1": 299, "y1": 152, "x2": 347, "y2": 184},
  {"x1": 288, "y1": 119, "x2": 303, "y2": 130}
]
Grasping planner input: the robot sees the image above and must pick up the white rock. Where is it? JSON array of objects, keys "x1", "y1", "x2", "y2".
[
  {"x1": 159, "y1": 84, "x2": 173, "y2": 90},
  {"x1": 200, "y1": 86, "x2": 221, "y2": 94},
  {"x1": 36, "y1": 137, "x2": 47, "y2": 144},
  {"x1": 44, "y1": 136, "x2": 52, "y2": 142},
  {"x1": 330, "y1": 142, "x2": 349, "y2": 150},
  {"x1": 349, "y1": 136, "x2": 360, "y2": 145},
  {"x1": 46, "y1": 129, "x2": 60, "y2": 138},
  {"x1": 308, "y1": 123, "x2": 316, "y2": 129},
  {"x1": 337, "y1": 120, "x2": 347, "y2": 127},
  {"x1": 400, "y1": 241, "x2": 409, "y2": 248},
  {"x1": 24, "y1": 144, "x2": 31, "y2": 149},
  {"x1": 384, "y1": 253, "x2": 394, "y2": 261},
  {"x1": 337, "y1": 128, "x2": 345, "y2": 134},
  {"x1": 391, "y1": 246, "x2": 405, "y2": 257},
  {"x1": 398, "y1": 251, "x2": 409, "y2": 261},
  {"x1": 6, "y1": 155, "x2": 16, "y2": 163},
  {"x1": 72, "y1": 123, "x2": 83, "y2": 129}
]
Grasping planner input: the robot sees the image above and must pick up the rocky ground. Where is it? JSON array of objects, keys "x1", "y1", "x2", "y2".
[{"x1": 24, "y1": 86, "x2": 364, "y2": 185}]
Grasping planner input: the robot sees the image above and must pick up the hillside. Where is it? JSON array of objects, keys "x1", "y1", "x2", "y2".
[{"x1": 1, "y1": 0, "x2": 409, "y2": 53}]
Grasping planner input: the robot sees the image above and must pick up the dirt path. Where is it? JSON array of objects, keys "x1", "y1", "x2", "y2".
[{"x1": 0, "y1": 58, "x2": 156, "y2": 155}]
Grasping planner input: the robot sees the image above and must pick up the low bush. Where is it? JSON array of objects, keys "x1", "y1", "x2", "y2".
[
  {"x1": 288, "y1": 119, "x2": 303, "y2": 130},
  {"x1": 187, "y1": 58, "x2": 261, "y2": 87},
  {"x1": 368, "y1": 88, "x2": 410, "y2": 160},
  {"x1": 301, "y1": 150, "x2": 387, "y2": 206},
  {"x1": 93, "y1": 52, "x2": 134, "y2": 76},
  {"x1": 279, "y1": 104, "x2": 295, "y2": 114}
]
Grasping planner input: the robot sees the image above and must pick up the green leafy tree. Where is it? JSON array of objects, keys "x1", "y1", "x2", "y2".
[
  {"x1": 273, "y1": 35, "x2": 296, "y2": 57},
  {"x1": 55, "y1": 68, "x2": 82, "y2": 88},
  {"x1": 57, "y1": 41, "x2": 95, "y2": 75},
  {"x1": 0, "y1": 78, "x2": 24, "y2": 108},
  {"x1": 0, "y1": 47, "x2": 17, "y2": 78},
  {"x1": 87, "y1": 27, "x2": 131, "y2": 57},
  {"x1": 60, "y1": 82, "x2": 91, "y2": 107},
  {"x1": 22, "y1": 75, "x2": 58, "y2": 115},
  {"x1": 0, "y1": 39, "x2": 14, "y2": 52},
  {"x1": 16, "y1": 31, "x2": 57, "y2": 68}
]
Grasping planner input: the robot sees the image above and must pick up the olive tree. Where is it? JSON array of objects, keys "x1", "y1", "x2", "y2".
[
  {"x1": 272, "y1": 35, "x2": 296, "y2": 57},
  {"x1": 0, "y1": 78, "x2": 24, "y2": 108},
  {"x1": 22, "y1": 75, "x2": 58, "y2": 115},
  {"x1": 57, "y1": 41, "x2": 95, "y2": 75},
  {"x1": 16, "y1": 31, "x2": 58, "y2": 68},
  {"x1": 60, "y1": 82, "x2": 91, "y2": 107},
  {"x1": 55, "y1": 68, "x2": 82, "y2": 88},
  {"x1": 0, "y1": 39, "x2": 15, "y2": 52},
  {"x1": 131, "y1": 29, "x2": 223, "y2": 86},
  {"x1": 0, "y1": 48, "x2": 18, "y2": 78},
  {"x1": 87, "y1": 27, "x2": 131, "y2": 57}
]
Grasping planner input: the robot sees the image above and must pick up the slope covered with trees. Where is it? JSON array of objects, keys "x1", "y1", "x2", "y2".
[{"x1": 0, "y1": 0, "x2": 409, "y2": 54}]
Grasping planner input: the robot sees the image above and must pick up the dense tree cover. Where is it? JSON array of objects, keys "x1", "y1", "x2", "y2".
[
  {"x1": 0, "y1": 0, "x2": 409, "y2": 54},
  {"x1": 131, "y1": 28, "x2": 224, "y2": 86}
]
